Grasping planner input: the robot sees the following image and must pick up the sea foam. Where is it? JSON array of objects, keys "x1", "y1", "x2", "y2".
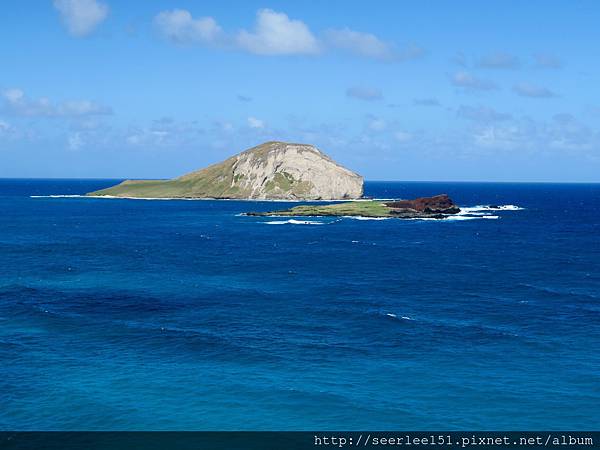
[
  {"x1": 343, "y1": 216, "x2": 391, "y2": 221},
  {"x1": 264, "y1": 219, "x2": 326, "y2": 225},
  {"x1": 30, "y1": 195, "x2": 84, "y2": 198}
]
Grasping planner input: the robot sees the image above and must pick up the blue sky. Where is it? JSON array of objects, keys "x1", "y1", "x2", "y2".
[{"x1": 1, "y1": 0, "x2": 599, "y2": 181}]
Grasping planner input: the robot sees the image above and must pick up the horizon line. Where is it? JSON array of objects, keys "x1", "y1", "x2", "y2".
[{"x1": 1, "y1": 177, "x2": 599, "y2": 184}]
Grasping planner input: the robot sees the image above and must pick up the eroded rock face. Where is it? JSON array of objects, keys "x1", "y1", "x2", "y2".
[
  {"x1": 87, "y1": 141, "x2": 364, "y2": 200},
  {"x1": 215, "y1": 141, "x2": 364, "y2": 200},
  {"x1": 384, "y1": 194, "x2": 460, "y2": 215}
]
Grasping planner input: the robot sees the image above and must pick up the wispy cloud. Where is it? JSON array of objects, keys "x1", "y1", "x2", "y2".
[
  {"x1": 324, "y1": 28, "x2": 423, "y2": 61},
  {"x1": 394, "y1": 131, "x2": 413, "y2": 143},
  {"x1": 513, "y1": 82, "x2": 557, "y2": 98},
  {"x1": 247, "y1": 116, "x2": 265, "y2": 129},
  {"x1": 125, "y1": 118, "x2": 204, "y2": 148},
  {"x1": 450, "y1": 52, "x2": 467, "y2": 67},
  {"x1": 346, "y1": 86, "x2": 383, "y2": 101},
  {"x1": 53, "y1": 0, "x2": 109, "y2": 37},
  {"x1": 67, "y1": 132, "x2": 84, "y2": 150},
  {"x1": 413, "y1": 98, "x2": 440, "y2": 107},
  {"x1": 0, "y1": 120, "x2": 14, "y2": 138},
  {"x1": 534, "y1": 53, "x2": 562, "y2": 69},
  {"x1": 1, "y1": 88, "x2": 112, "y2": 117},
  {"x1": 451, "y1": 71, "x2": 498, "y2": 91},
  {"x1": 471, "y1": 115, "x2": 597, "y2": 153},
  {"x1": 477, "y1": 52, "x2": 520, "y2": 69},
  {"x1": 367, "y1": 117, "x2": 387, "y2": 132},
  {"x1": 457, "y1": 105, "x2": 512, "y2": 122}
]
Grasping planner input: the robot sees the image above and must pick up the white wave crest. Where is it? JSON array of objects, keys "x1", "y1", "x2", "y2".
[
  {"x1": 343, "y1": 216, "x2": 391, "y2": 221},
  {"x1": 386, "y1": 313, "x2": 415, "y2": 321},
  {"x1": 447, "y1": 214, "x2": 499, "y2": 221},
  {"x1": 30, "y1": 195, "x2": 84, "y2": 198},
  {"x1": 264, "y1": 219, "x2": 325, "y2": 225}
]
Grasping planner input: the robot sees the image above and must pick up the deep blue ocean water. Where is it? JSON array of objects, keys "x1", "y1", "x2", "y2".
[{"x1": 0, "y1": 179, "x2": 599, "y2": 430}]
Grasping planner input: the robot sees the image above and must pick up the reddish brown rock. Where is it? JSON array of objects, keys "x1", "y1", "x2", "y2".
[{"x1": 384, "y1": 194, "x2": 460, "y2": 215}]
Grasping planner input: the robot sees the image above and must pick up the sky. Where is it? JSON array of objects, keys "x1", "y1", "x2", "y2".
[{"x1": 1, "y1": 0, "x2": 599, "y2": 181}]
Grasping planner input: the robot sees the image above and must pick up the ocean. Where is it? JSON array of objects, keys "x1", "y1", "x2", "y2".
[{"x1": 1, "y1": 179, "x2": 599, "y2": 430}]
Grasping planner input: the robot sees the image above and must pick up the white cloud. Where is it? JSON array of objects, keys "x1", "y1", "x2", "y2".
[
  {"x1": 125, "y1": 118, "x2": 204, "y2": 148},
  {"x1": 1, "y1": 88, "x2": 112, "y2": 117},
  {"x1": 472, "y1": 124, "x2": 527, "y2": 151},
  {"x1": 154, "y1": 9, "x2": 222, "y2": 44},
  {"x1": 513, "y1": 82, "x2": 557, "y2": 98},
  {"x1": 0, "y1": 120, "x2": 11, "y2": 134},
  {"x1": 325, "y1": 28, "x2": 423, "y2": 61},
  {"x1": 451, "y1": 71, "x2": 498, "y2": 91},
  {"x1": 368, "y1": 118, "x2": 387, "y2": 132},
  {"x1": 3, "y1": 88, "x2": 24, "y2": 104},
  {"x1": 68, "y1": 132, "x2": 84, "y2": 150},
  {"x1": 0, "y1": 119, "x2": 21, "y2": 141},
  {"x1": 394, "y1": 131, "x2": 413, "y2": 143},
  {"x1": 58, "y1": 100, "x2": 112, "y2": 116},
  {"x1": 53, "y1": 0, "x2": 109, "y2": 37},
  {"x1": 236, "y1": 9, "x2": 319, "y2": 55},
  {"x1": 346, "y1": 86, "x2": 383, "y2": 101},
  {"x1": 247, "y1": 116, "x2": 265, "y2": 129},
  {"x1": 153, "y1": 9, "x2": 421, "y2": 61},
  {"x1": 470, "y1": 115, "x2": 597, "y2": 153},
  {"x1": 218, "y1": 121, "x2": 234, "y2": 132}
]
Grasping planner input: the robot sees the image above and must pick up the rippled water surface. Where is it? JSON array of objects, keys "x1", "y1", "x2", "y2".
[{"x1": 1, "y1": 179, "x2": 599, "y2": 429}]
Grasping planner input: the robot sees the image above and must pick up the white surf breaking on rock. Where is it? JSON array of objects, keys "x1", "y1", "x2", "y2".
[
  {"x1": 406, "y1": 214, "x2": 499, "y2": 221},
  {"x1": 392, "y1": 203, "x2": 523, "y2": 221},
  {"x1": 461, "y1": 204, "x2": 524, "y2": 213},
  {"x1": 446, "y1": 214, "x2": 499, "y2": 221}
]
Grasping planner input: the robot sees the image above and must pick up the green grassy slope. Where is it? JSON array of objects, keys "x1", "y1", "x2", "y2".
[
  {"x1": 87, "y1": 157, "x2": 251, "y2": 198},
  {"x1": 87, "y1": 141, "x2": 363, "y2": 199},
  {"x1": 249, "y1": 201, "x2": 393, "y2": 217}
]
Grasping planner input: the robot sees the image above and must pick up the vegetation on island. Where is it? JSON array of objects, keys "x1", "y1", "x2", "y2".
[
  {"x1": 86, "y1": 141, "x2": 362, "y2": 200},
  {"x1": 247, "y1": 195, "x2": 461, "y2": 219},
  {"x1": 248, "y1": 201, "x2": 394, "y2": 217}
]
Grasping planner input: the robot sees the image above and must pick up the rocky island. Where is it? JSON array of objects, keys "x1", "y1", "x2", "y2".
[
  {"x1": 247, "y1": 194, "x2": 461, "y2": 219},
  {"x1": 87, "y1": 140, "x2": 461, "y2": 219},
  {"x1": 87, "y1": 141, "x2": 363, "y2": 200}
]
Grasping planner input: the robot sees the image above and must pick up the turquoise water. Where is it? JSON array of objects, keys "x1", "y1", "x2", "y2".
[{"x1": 1, "y1": 179, "x2": 599, "y2": 430}]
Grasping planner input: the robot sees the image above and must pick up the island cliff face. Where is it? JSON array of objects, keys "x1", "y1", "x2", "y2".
[{"x1": 87, "y1": 141, "x2": 363, "y2": 200}]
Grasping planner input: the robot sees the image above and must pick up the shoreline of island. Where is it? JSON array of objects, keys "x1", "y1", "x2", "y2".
[{"x1": 245, "y1": 195, "x2": 463, "y2": 220}]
